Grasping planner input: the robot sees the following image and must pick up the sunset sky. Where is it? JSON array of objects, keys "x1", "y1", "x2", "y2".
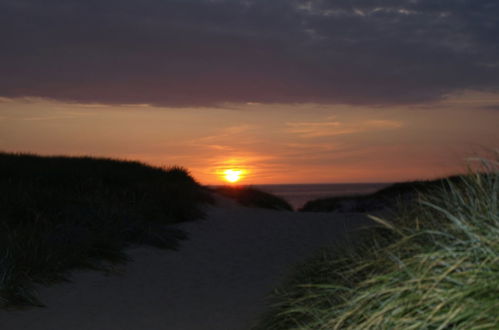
[{"x1": 1, "y1": 0, "x2": 498, "y2": 184}]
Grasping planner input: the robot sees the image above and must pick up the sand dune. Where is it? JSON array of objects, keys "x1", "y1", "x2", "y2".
[{"x1": 0, "y1": 197, "x2": 373, "y2": 330}]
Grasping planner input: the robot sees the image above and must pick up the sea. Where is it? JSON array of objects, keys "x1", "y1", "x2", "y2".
[{"x1": 253, "y1": 183, "x2": 391, "y2": 210}]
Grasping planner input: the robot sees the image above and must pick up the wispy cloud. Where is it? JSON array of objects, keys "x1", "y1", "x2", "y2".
[
  {"x1": 189, "y1": 124, "x2": 259, "y2": 147},
  {"x1": 19, "y1": 115, "x2": 81, "y2": 121},
  {"x1": 286, "y1": 119, "x2": 403, "y2": 138},
  {"x1": 0, "y1": 97, "x2": 14, "y2": 103},
  {"x1": 480, "y1": 104, "x2": 499, "y2": 111}
]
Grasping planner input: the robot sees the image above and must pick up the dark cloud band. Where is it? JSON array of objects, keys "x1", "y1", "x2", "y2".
[{"x1": 1, "y1": 0, "x2": 498, "y2": 106}]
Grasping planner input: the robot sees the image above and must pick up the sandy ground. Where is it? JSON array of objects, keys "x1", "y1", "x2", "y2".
[{"x1": 0, "y1": 197, "x2": 373, "y2": 330}]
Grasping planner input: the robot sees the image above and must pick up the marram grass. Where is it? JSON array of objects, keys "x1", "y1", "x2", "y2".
[
  {"x1": 255, "y1": 156, "x2": 499, "y2": 329},
  {"x1": 0, "y1": 152, "x2": 212, "y2": 308}
]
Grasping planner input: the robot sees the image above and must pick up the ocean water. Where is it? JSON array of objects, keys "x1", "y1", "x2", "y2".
[{"x1": 254, "y1": 183, "x2": 391, "y2": 210}]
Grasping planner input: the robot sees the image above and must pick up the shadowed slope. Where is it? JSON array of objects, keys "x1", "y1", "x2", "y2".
[
  {"x1": 0, "y1": 152, "x2": 212, "y2": 307},
  {"x1": 214, "y1": 186, "x2": 293, "y2": 211},
  {"x1": 0, "y1": 197, "x2": 372, "y2": 330},
  {"x1": 300, "y1": 175, "x2": 464, "y2": 213}
]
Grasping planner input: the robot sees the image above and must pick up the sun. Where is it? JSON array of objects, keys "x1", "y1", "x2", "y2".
[{"x1": 223, "y1": 169, "x2": 244, "y2": 183}]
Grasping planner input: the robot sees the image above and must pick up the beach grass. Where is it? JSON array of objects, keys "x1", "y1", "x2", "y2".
[
  {"x1": 0, "y1": 152, "x2": 213, "y2": 308},
  {"x1": 255, "y1": 156, "x2": 499, "y2": 329},
  {"x1": 214, "y1": 186, "x2": 293, "y2": 211}
]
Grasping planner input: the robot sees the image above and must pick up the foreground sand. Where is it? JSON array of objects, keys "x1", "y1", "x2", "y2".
[{"x1": 0, "y1": 197, "x2": 373, "y2": 330}]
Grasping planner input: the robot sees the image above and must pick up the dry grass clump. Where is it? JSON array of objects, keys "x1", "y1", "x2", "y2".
[{"x1": 255, "y1": 156, "x2": 499, "y2": 329}]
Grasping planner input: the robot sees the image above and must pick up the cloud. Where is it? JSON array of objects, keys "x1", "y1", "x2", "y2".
[
  {"x1": 287, "y1": 118, "x2": 403, "y2": 138},
  {"x1": 190, "y1": 124, "x2": 258, "y2": 146},
  {"x1": 0, "y1": 97, "x2": 15, "y2": 103},
  {"x1": 1, "y1": 0, "x2": 499, "y2": 107},
  {"x1": 480, "y1": 104, "x2": 499, "y2": 111}
]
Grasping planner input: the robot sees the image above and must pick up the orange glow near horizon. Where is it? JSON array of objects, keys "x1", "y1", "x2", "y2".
[
  {"x1": 223, "y1": 169, "x2": 245, "y2": 183},
  {"x1": 1, "y1": 96, "x2": 498, "y2": 185}
]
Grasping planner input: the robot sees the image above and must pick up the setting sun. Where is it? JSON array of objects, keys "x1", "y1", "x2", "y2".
[{"x1": 223, "y1": 169, "x2": 244, "y2": 183}]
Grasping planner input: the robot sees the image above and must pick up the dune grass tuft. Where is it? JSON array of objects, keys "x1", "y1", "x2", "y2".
[
  {"x1": 255, "y1": 156, "x2": 499, "y2": 329},
  {"x1": 0, "y1": 152, "x2": 213, "y2": 308}
]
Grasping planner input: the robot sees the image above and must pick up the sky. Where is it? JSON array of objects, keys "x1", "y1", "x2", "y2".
[{"x1": 1, "y1": 0, "x2": 498, "y2": 184}]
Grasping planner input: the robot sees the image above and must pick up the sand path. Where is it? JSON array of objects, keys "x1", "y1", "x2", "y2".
[{"x1": 1, "y1": 198, "x2": 372, "y2": 330}]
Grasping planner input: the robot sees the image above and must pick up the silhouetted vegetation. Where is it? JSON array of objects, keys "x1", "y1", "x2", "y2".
[
  {"x1": 0, "y1": 152, "x2": 213, "y2": 308},
  {"x1": 300, "y1": 176, "x2": 464, "y2": 212},
  {"x1": 214, "y1": 186, "x2": 293, "y2": 211},
  {"x1": 255, "y1": 157, "x2": 499, "y2": 329}
]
